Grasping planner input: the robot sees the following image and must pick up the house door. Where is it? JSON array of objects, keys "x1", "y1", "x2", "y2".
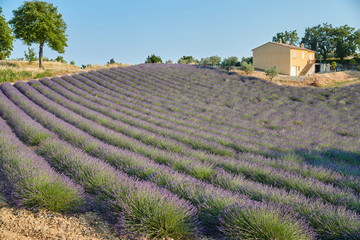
[{"x1": 291, "y1": 66, "x2": 297, "y2": 76}]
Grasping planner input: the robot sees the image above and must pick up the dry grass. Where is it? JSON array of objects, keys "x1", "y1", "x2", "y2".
[
  {"x1": 234, "y1": 69, "x2": 360, "y2": 88},
  {"x1": 0, "y1": 60, "x2": 130, "y2": 83}
]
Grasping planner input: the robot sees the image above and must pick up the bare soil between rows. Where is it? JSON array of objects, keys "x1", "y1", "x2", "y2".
[{"x1": 0, "y1": 182, "x2": 120, "y2": 240}]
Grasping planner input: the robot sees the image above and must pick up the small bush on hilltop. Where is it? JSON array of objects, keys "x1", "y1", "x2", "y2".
[
  {"x1": 145, "y1": 54, "x2": 163, "y2": 63},
  {"x1": 265, "y1": 66, "x2": 279, "y2": 79},
  {"x1": 177, "y1": 56, "x2": 199, "y2": 64},
  {"x1": 199, "y1": 56, "x2": 221, "y2": 67},
  {"x1": 240, "y1": 61, "x2": 254, "y2": 75},
  {"x1": 55, "y1": 56, "x2": 67, "y2": 64},
  {"x1": 108, "y1": 58, "x2": 115, "y2": 64},
  {"x1": 221, "y1": 56, "x2": 239, "y2": 72}
]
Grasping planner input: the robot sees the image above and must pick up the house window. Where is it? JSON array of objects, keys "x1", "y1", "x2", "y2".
[
  {"x1": 302, "y1": 52, "x2": 305, "y2": 59},
  {"x1": 293, "y1": 51, "x2": 296, "y2": 59}
]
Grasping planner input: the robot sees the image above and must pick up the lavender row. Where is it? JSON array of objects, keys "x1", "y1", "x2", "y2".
[
  {"x1": 48, "y1": 75, "x2": 358, "y2": 201},
  {"x1": 36, "y1": 78, "x2": 235, "y2": 158},
  {"x1": 0, "y1": 81, "x2": 311, "y2": 238},
  {"x1": 57, "y1": 72, "x2": 360, "y2": 179},
  {"x1": 73, "y1": 71, "x2": 299, "y2": 155},
  {"x1": 2, "y1": 82, "x2": 359, "y2": 239},
  {"x1": 109, "y1": 65, "x2": 360, "y2": 152},
  {"x1": 80, "y1": 69, "x2": 342, "y2": 155},
  {"x1": 0, "y1": 103, "x2": 85, "y2": 212},
  {"x1": 103, "y1": 66, "x2": 360, "y2": 164},
  {"x1": 0, "y1": 84, "x2": 199, "y2": 239},
  {"x1": 12, "y1": 81, "x2": 360, "y2": 215},
  {"x1": 40, "y1": 76, "x2": 360, "y2": 193}
]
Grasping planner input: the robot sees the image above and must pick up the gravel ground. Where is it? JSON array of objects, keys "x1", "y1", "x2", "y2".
[{"x1": 0, "y1": 182, "x2": 120, "y2": 240}]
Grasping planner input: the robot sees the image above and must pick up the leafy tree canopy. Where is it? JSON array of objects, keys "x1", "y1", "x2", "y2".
[
  {"x1": 220, "y1": 56, "x2": 238, "y2": 71},
  {"x1": 302, "y1": 23, "x2": 360, "y2": 62},
  {"x1": 199, "y1": 55, "x2": 221, "y2": 67},
  {"x1": 302, "y1": 23, "x2": 335, "y2": 61},
  {"x1": 9, "y1": 1, "x2": 67, "y2": 68},
  {"x1": 177, "y1": 56, "x2": 199, "y2": 64},
  {"x1": 0, "y1": 7, "x2": 14, "y2": 60},
  {"x1": 145, "y1": 54, "x2": 162, "y2": 63},
  {"x1": 272, "y1": 30, "x2": 299, "y2": 45},
  {"x1": 333, "y1": 25, "x2": 359, "y2": 61}
]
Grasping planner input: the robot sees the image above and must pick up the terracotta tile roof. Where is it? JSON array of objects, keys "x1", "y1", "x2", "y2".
[{"x1": 252, "y1": 42, "x2": 316, "y2": 52}]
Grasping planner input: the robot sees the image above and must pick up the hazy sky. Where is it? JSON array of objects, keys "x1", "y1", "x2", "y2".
[{"x1": 1, "y1": 0, "x2": 360, "y2": 65}]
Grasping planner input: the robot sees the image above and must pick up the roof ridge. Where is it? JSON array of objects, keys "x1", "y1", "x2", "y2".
[{"x1": 252, "y1": 42, "x2": 316, "y2": 52}]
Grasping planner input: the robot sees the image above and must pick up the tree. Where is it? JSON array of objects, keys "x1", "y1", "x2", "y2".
[
  {"x1": 241, "y1": 56, "x2": 253, "y2": 64},
  {"x1": 199, "y1": 56, "x2": 221, "y2": 67},
  {"x1": 302, "y1": 23, "x2": 335, "y2": 61},
  {"x1": 145, "y1": 54, "x2": 162, "y2": 63},
  {"x1": 0, "y1": 7, "x2": 14, "y2": 60},
  {"x1": 107, "y1": 58, "x2": 115, "y2": 64},
  {"x1": 177, "y1": 56, "x2": 198, "y2": 64},
  {"x1": 272, "y1": 30, "x2": 299, "y2": 45},
  {"x1": 24, "y1": 47, "x2": 37, "y2": 62},
  {"x1": 165, "y1": 60, "x2": 173, "y2": 64},
  {"x1": 9, "y1": 1, "x2": 68, "y2": 68},
  {"x1": 333, "y1": 25, "x2": 359, "y2": 62},
  {"x1": 55, "y1": 55, "x2": 66, "y2": 63},
  {"x1": 220, "y1": 56, "x2": 238, "y2": 71}
]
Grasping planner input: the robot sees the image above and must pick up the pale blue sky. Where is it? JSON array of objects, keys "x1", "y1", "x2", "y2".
[{"x1": 1, "y1": 0, "x2": 360, "y2": 65}]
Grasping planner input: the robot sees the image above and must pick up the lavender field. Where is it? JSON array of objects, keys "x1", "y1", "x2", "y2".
[{"x1": 0, "y1": 64, "x2": 359, "y2": 239}]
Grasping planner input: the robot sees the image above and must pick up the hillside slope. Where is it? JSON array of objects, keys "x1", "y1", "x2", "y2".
[{"x1": 0, "y1": 64, "x2": 359, "y2": 239}]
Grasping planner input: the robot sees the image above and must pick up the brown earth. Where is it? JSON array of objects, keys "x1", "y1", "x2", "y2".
[
  {"x1": 234, "y1": 69, "x2": 360, "y2": 87},
  {"x1": 0, "y1": 182, "x2": 120, "y2": 240}
]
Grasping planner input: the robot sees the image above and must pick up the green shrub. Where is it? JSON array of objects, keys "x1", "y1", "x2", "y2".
[
  {"x1": 199, "y1": 56, "x2": 221, "y2": 67},
  {"x1": 330, "y1": 61, "x2": 337, "y2": 70},
  {"x1": 240, "y1": 61, "x2": 254, "y2": 74},
  {"x1": 70, "y1": 60, "x2": 75, "y2": 65},
  {"x1": 107, "y1": 58, "x2": 115, "y2": 64},
  {"x1": 145, "y1": 54, "x2": 163, "y2": 63},
  {"x1": 241, "y1": 56, "x2": 253, "y2": 64},
  {"x1": 165, "y1": 59, "x2": 173, "y2": 64},
  {"x1": 177, "y1": 56, "x2": 198, "y2": 64},
  {"x1": 55, "y1": 56, "x2": 66, "y2": 63},
  {"x1": 24, "y1": 47, "x2": 37, "y2": 63},
  {"x1": 220, "y1": 56, "x2": 239, "y2": 71},
  {"x1": 265, "y1": 66, "x2": 279, "y2": 79}
]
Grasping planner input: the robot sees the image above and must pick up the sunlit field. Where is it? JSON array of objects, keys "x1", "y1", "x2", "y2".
[{"x1": 0, "y1": 64, "x2": 359, "y2": 239}]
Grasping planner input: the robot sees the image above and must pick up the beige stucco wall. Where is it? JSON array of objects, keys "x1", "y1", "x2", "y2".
[
  {"x1": 253, "y1": 43, "x2": 290, "y2": 75},
  {"x1": 253, "y1": 43, "x2": 315, "y2": 76},
  {"x1": 289, "y1": 49, "x2": 315, "y2": 76}
]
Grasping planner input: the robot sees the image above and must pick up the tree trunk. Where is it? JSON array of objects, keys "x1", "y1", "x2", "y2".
[{"x1": 39, "y1": 43, "x2": 43, "y2": 68}]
